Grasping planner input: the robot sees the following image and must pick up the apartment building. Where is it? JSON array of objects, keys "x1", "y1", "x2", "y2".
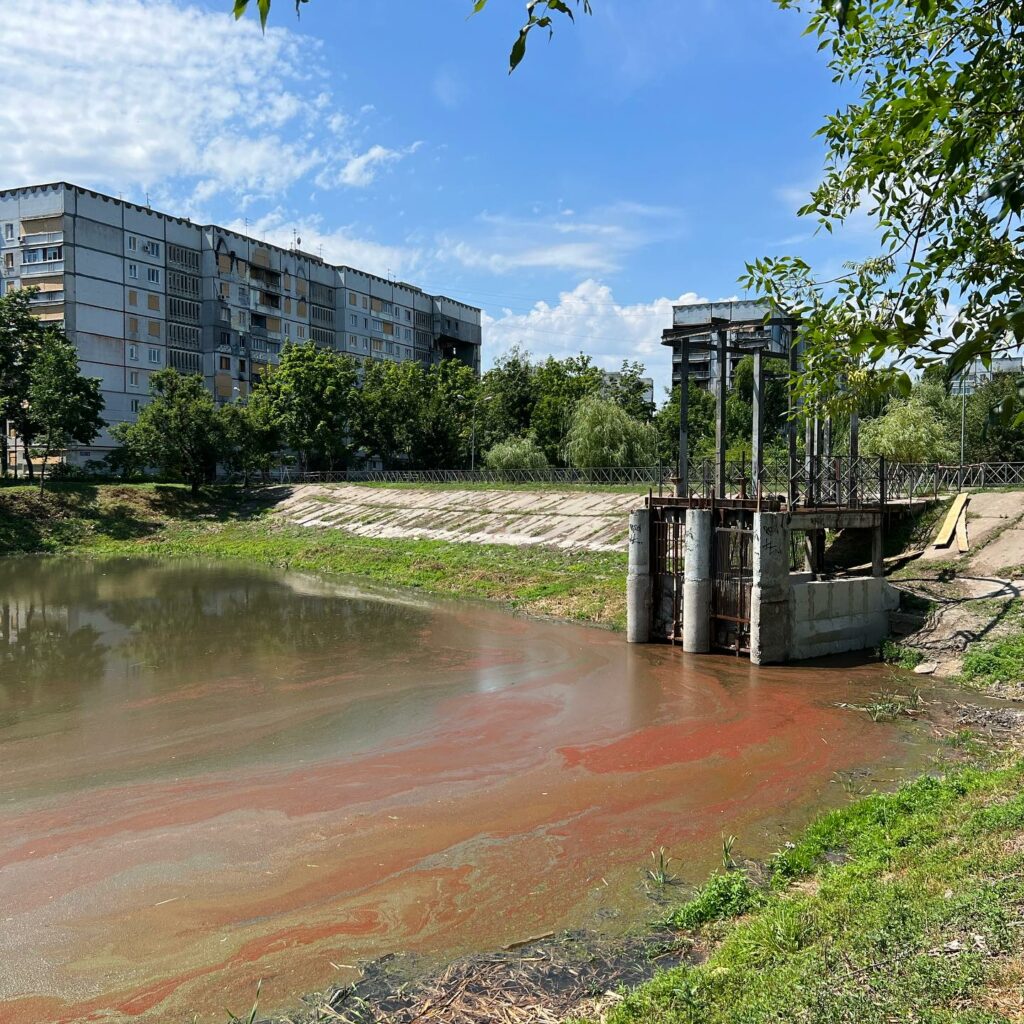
[{"x1": 0, "y1": 182, "x2": 482, "y2": 467}]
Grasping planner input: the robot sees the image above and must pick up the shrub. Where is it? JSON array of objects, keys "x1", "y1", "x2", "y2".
[
  {"x1": 670, "y1": 871, "x2": 760, "y2": 929},
  {"x1": 483, "y1": 434, "x2": 549, "y2": 472}
]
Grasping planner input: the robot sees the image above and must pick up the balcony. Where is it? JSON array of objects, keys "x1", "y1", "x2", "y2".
[
  {"x1": 22, "y1": 260, "x2": 64, "y2": 277},
  {"x1": 21, "y1": 231, "x2": 63, "y2": 246},
  {"x1": 29, "y1": 291, "x2": 64, "y2": 305}
]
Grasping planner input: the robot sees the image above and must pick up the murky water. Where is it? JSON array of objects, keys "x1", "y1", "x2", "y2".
[{"x1": 0, "y1": 557, "x2": 939, "y2": 1024}]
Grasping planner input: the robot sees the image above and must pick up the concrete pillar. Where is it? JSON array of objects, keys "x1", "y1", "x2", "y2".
[
  {"x1": 751, "y1": 511, "x2": 791, "y2": 665},
  {"x1": 626, "y1": 508, "x2": 652, "y2": 643},
  {"x1": 676, "y1": 336, "x2": 689, "y2": 497},
  {"x1": 871, "y1": 523, "x2": 884, "y2": 578},
  {"x1": 682, "y1": 508, "x2": 712, "y2": 653}
]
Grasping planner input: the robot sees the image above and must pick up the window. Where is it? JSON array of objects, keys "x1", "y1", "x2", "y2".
[
  {"x1": 148, "y1": 347, "x2": 161, "y2": 364},
  {"x1": 349, "y1": 313, "x2": 357, "y2": 327},
  {"x1": 128, "y1": 317, "x2": 139, "y2": 334},
  {"x1": 128, "y1": 235, "x2": 137, "y2": 251},
  {"x1": 147, "y1": 294, "x2": 160, "y2": 311},
  {"x1": 219, "y1": 355, "x2": 231, "y2": 370},
  {"x1": 128, "y1": 344, "x2": 138, "y2": 360},
  {"x1": 128, "y1": 263, "x2": 139, "y2": 280},
  {"x1": 3, "y1": 253, "x2": 13, "y2": 270},
  {"x1": 298, "y1": 325, "x2": 306, "y2": 339},
  {"x1": 129, "y1": 371, "x2": 139, "y2": 387},
  {"x1": 219, "y1": 331, "x2": 231, "y2": 347},
  {"x1": 220, "y1": 282, "x2": 230, "y2": 298},
  {"x1": 238, "y1": 285, "x2": 248, "y2": 303},
  {"x1": 128, "y1": 289, "x2": 138, "y2": 306},
  {"x1": 146, "y1": 267, "x2": 161, "y2": 285},
  {"x1": 130, "y1": 399, "x2": 141, "y2": 414},
  {"x1": 148, "y1": 321, "x2": 161, "y2": 338},
  {"x1": 363, "y1": 338, "x2": 369, "y2": 350},
  {"x1": 349, "y1": 291, "x2": 357, "y2": 305},
  {"x1": 362, "y1": 295, "x2": 368, "y2": 309},
  {"x1": 143, "y1": 241, "x2": 161, "y2": 258},
  {"x1": 3, "y1": 224, "x2": 13, "y2": 241},
  {"x1": 239, "y1": 359, "x2": 247, "y2": 373}
]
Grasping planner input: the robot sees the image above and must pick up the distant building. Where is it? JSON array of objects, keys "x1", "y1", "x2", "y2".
[
  {"x1": 0, "y1": 182, "x2": 482, "y2": 469},
  {"x1": 949, "y1": 356, "x2": 1022, "y2": 397},
  {"x1": 603, "y1": 369, "x2": 655, "y2": 408}
]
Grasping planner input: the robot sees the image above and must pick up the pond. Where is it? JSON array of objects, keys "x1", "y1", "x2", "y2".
[{"x1": 0, "y1": 557, "x2": 939, "y2": 1023}]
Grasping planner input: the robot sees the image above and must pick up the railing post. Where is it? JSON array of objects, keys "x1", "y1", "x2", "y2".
[{"x1": 879, "y1": 455, "x2": 887, "y2": 508}]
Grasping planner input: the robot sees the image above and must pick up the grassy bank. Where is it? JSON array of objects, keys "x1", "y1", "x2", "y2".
[
  {"x1": 597, "y1": 750, "x2": 1024, "y2": 1024},
  {"x1": 0, "y1": 483, "x2": 628, "y2": 628}
]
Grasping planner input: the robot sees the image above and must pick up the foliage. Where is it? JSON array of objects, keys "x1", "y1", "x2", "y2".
[
  {"x1": 653, "y1": 383, "x2": 716, "y2": 466},
  {"x1": 477, "y1": 345, "x2": 538, "y2": 451},
  {"x1": 257, "y1": 342, "x2": 359, "y2": 471},
  {"x1": 669, "y1": 871, "x2": 760, "y2": 930},
  {"x1": 879, "y1": 640, "x2": 925, "y2": 671},
  {"x1": 218, "y1": 396, "x2": 281, "y2": 485},
  {"x1": 745, "y1": 0, "x2": 1024, "y2": 416},
  {"x1": 231, "y1": 0, "x2": 593, "y2": 71},
  {"x1": 411, "y1": 359, "x2": 478, "y2": 469},
  {"x1": 604, "y1": 359, "x2": 655, "y2": 422},
  {"x1": 112, "y1": 370, "x2": 224, "y2": 494},
  {"x1": 27, "y1": 333, "x2": 105, "y2": 493},
  {"x1": 0, "y1": 288, "x2": 50, "y2": 479},
  {"x1": 859, "y1": 386, "x2": 957, "y2": 463},
  {"x1": 565, "y1": 395, "x2": 658, "y2": 468},
  {"x1": 531, "y1": 354, "x2": 605, "y2": 463},
  {"x1": 483, "y1": 433, "x2": 549, "y2": 472},
  {"x1": 353, "y1": 359, "x2": 427, "y2": 469},
  {"x1": 964, "y1": 374, "x2": 1024, "y2": 463},
  {"x1": 961, "y1": 619, "x2": 1024, "y2": 690}
]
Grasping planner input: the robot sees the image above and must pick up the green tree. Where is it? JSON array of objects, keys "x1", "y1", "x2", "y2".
[
  {"x1": 654, "y1": 383, "x2": 716, "y2": 466},
  {"x1": 483, "y1": 433, "x2": 549, "y2": 472},
  {"x1": 353, "y1": 359, "x2": 426, "y2": 468},
  {"x1": 745, "y1": 0, "x2": 1024, "y2": 413},
  {"x1": 565, "y1": 395, "x2": 658, "y2": 468},
  {"x1": 27, "y1": 333, "x2": 105, "y2": 492},
  {"x1": 860, "y1": 389, "x2": 958, "y2": 464},
  {"x1": 412, "y1": 359, "x2": 478, "y2": 469},
  {"x1": 219, "y1": 396, "x2": 281, "y2": 485},
  {"x1": 0, "y1": 288, "x2": 48, "y2": 480},
  {"x1": 531, "y1": 354, "x2": 604, "y2": 464},
  {"x1": 964, "y1": 374, "x2": 1024, "y2": 463},
  {"x1": 477, "y1": 345, "x2": 538, "y2": 451},
  {"x1": 258, "y1": 342, "x2": 359, "y2": 471},
  {"x1": 112, "y1": 369, "x2": 224, "y2": 494},
  {"x1": 605, "y1": 360, "x2": 655, "y2": 422}
]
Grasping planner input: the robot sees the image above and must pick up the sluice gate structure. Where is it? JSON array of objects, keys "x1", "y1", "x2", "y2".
[{"x1": 627, "y1": 301, "x2": 903, "y2": 665}]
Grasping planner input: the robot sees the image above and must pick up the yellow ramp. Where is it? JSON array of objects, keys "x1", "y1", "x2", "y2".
[{"x1": 934, "y1": 493, "x2": 970, "y2": 549}]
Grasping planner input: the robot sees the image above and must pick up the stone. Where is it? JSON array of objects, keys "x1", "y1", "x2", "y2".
[{"x1": 913, "y1": 661, "x2": 939, "y2": 675}]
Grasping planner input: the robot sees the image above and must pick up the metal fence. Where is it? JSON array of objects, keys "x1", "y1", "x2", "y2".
[{"x1": 265, "y1": 459, "x2": 1024, "y2": 505}]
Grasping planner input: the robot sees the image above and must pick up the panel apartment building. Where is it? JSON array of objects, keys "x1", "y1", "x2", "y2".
[{"x1": 0, "y1": 182, "x2": 482, "y2": 467}]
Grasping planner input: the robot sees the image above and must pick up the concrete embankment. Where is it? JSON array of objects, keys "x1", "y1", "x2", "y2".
[{"x1": 273, "y1": 484, "x2": 643, "y2": 552}]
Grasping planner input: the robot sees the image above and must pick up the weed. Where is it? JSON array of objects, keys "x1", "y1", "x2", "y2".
[
  {"x1": 647, "y1": 847, "x2": 679, "y2": 887},
  {"x1": 669, "y1": 871, "x2": 760, "y2": 929},
  {"x1": 961, "y1": 632, "x2": 1024, "y2": 690},
  {"x1": 880, "y1": 639, "x2": 925, "y2": 670},
  {"x1": 225, "y1": 979, "x2": 262, "y2": 1024},
  {"x1": 721, "y1": 834, "x2": 737, "y2": 870}
]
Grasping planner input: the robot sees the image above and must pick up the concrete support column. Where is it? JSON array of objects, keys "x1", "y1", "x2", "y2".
[
  {"x1": 871, "y1": 523, "x2": 884, "y2": 578},
  {"x1": 626, "y1": 508, "x2": 652, "y2": 643},
  {"x1": 683, "y1": 508, "x2": 712, "y2": 653},
  {"x1": 751, "y1": 511, "x2": 791, "y2": 665}
]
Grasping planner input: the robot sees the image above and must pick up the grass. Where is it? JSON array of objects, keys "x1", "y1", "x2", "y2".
[
  {"x1": 0, "y1": 482, "x2": 629, "y2": 629},
  {"x1": 880, "y1": 639, "x2": 926, "y2": 670},
  {"x1": 961, "y1": 632, "x2": 1024, "y2": 689},
  {"x1": 597, "y1": 755, "x2": 1024, "y2": 1024}
]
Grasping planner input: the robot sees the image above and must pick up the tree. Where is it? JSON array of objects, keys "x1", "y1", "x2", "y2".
[
  {"x1": 231, "y1": 0, "x2": 593, "y2": 71},
  {"x1": 412, "y1": 359, "x2": 478, "y2": 469},
  {"x1": 112, "y1": 369, "x2": 224, "y2": 494},
  {"x1": 483, "y1": 433, "x2": 549, "y2": 472},
  {"x1": 964, "y1": 374, "x2": 1024, "y2": 463},
  {"x1": 531, "y1": 353, "x2": 604, "y2": 464},
  {"x1": 746, "y1": 0, "x2": 1024, "y2": 415},
  {"x1": 653, "y1": 383, "x2": 715, "y2": 466},
  {"x1": 352, "y1": 359, "x2": 426, "y2": 468},
  {"x1": 257, "y1": 342, "x2": 359, "y2": 471},
  {"x1": 477, "y1": 345, "x2": 538, "y2": 451},
  {"x1": 605, "y1": 360, "x2": 655, "y2": 422},
  {"x1": 0, "y1": 288, "x2": 49, "y2": 480},
  {"x1": 860, "y1": 388, "x2": 957, "y2": 464},
  {"x1": 564, "y1": 395, "x2": 658, "y2": 468},
  {"x1": 219, "y1": 396, "x2": 281, "y2": 486},
  {"x1": 27, "y1": 333, "x2": 105, "y2": 492}
]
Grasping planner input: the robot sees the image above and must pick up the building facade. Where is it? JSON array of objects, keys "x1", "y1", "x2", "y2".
[{"x1": 0, "y1": 183, "x2": 482, "y2": 467}]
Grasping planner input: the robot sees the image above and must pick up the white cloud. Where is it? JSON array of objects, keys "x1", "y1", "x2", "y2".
[
  {"x1": 220, "y1": 211, "x2": 421, "y2": 281},
  {"x1": 328, "y1": 142, "x2": 424, "y2": 189},
  {"x1": 0, "y1": 0, "x2": 421, "y2": 204},
  {"x1": 483, "y1": 280, "x2": 708, "y2": 402},
  {"x1": 437, "y1": 202, "x2": 687, "y2": 276}
]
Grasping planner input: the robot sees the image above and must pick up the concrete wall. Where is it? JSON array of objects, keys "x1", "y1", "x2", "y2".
[{"x1": 789, "y1": 576, "x2": 899, "y2": 661}]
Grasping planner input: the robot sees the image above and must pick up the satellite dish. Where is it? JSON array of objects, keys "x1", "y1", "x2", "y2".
[{"x1": 296, "y1": 237, "x2": 302, "y2": 246}]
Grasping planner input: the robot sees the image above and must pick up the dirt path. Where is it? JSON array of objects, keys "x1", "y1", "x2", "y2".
[
  {"x1": 272, "y1": 484, "x2": 644, "y2": 552},
  {"x1": 891, "y1": 491, "x2": 1024, "y2": 677}
]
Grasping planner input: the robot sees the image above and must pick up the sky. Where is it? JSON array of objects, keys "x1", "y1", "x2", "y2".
[{"x1": 0, "y1": 0, "x2": 876, "y2": 400}]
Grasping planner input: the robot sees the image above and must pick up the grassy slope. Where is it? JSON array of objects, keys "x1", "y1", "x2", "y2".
[
  {"x1": 0, "y1": 483, "x2": 628, "y2": 628},
  {"x1": 598, "y1": 751, "x2": 1024, "y2": 1024}
]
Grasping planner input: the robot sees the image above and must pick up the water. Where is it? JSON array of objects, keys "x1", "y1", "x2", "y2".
[{"x1": 0, "y1": 557, "x2": 939, "y2": 1024}]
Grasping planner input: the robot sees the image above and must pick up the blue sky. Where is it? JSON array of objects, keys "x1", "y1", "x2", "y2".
[{"x1": 3, "y1": 0, "x2": 871, "y2": 398}]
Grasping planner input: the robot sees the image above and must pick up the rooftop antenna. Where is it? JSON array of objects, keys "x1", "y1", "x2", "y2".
[{"x1": 145, "y1": 192, "x2": 151, "y2": 209}]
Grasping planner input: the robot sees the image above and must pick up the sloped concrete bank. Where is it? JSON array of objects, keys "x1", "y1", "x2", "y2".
[{"x1": 273, "y1": 484, "x2": 642, "y2": 552}]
